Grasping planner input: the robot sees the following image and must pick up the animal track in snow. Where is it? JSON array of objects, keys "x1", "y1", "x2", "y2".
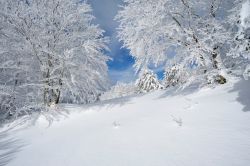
[
  {"x1": 184, "y1": 105, "x2": 193, "y2": 110},
  {"x1": 184, "y1": 98, "x2": 199, "y2": 110},
  {"x1": 171, "y1": 115, "x2": 183, "y2": 127},
  {"x1": 112, "y1": 121, "x2": 121, "y2": 129}
]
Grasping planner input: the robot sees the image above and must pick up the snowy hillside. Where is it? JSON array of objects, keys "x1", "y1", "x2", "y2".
[{"x1": 1, "y1": 78, "x2": 250, "y2": 166}]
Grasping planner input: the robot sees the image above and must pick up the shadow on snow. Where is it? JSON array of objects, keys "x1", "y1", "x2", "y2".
[
  {"x1": 229, "y1": 79, "x2": 250, "y2": 112},
  {"x1": 0, "y1": 128, "x2": 24, "y2": 166}
]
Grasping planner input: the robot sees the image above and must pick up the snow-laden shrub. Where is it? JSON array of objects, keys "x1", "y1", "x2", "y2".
[
  {"x1": 136, "y1": 70, "x2": 162, "y2": 93},
  {"x1": 163, "y1": 65, "x2": 189, "y2": 88},
  {"x1": 100, "y1": 82, "x2": 137, "y2": 101},
  {"x1": 207, "y1": 73, "x2": 227, "y2": 84},
  {"x1": 0, "y1": 85, "x2": 43, "y2": 124},
  {"x1": 243, "y1": 64, "x2": 250, "y2": 80},
  {"x1": 0, "y1": 86, "x2": 14, "y2": 123},
  {"x1": 205, "y1": 67, "x2": 227, "y2": 85}
]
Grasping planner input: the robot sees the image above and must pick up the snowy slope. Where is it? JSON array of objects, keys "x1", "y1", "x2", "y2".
[{"x1": 2, "y1": 78, "x2": 250, "y2": 166}]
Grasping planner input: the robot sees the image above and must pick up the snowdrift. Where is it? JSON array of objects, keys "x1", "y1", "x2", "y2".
[{"x1": 1, "y1": 78, "x2": 250, "y2": 166}]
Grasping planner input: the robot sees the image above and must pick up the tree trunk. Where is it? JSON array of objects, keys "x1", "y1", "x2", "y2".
[{"x1": 211, "y1": 46, "x2": 227, "y2": 84}]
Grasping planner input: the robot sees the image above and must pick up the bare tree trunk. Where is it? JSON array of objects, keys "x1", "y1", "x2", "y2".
[
  {"x1": 43, "y1": 68, "x2": 50, "y2": 106},
  {"x1": 44, "y1": 52, "x2": 54, "y2": 106}
]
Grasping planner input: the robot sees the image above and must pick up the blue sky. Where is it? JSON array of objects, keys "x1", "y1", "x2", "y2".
[
  {"x1": 89, "y1": 0, "x2": 166, "y2": 84},
  {"x1": 89, "y1": 0, "x2": 136, "y2": 84}
]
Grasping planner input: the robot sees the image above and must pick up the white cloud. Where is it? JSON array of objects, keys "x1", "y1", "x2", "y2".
[{"x1": 109, "y1": 67, "x2": 137, "y2": 84}]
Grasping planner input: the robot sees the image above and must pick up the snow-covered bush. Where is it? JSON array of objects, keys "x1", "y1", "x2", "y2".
[
  {"x1": 100, "y1": 82, "x2": 137, "y2": 101},
  {"x1": 207, "y1": 73, "x2": 227, "y2": 85},
  {"x1": 243, "y1": 64, "x2": 250, "y2": 80},
  {"x1": 0, "y1": 86, "x2": 14, "y2": 122},
  {"x1": 164, "y1": 64, "x2": 189, "y2": 87},
  {"x1": 136, "y1": 70, "x2": 162, "y2": 93}
]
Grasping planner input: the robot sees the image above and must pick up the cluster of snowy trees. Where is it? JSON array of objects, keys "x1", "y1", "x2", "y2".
[
  {"x1": 100, "y1": 71, "x2": 162, "y2": 100},
  {"x1": 100, "y1": 82, "x2": 137, "y2": 100},
  {"x1": 0, "y1": 0, "x2": 109, "y2": 122},
  {"x1": 1, "y1": 0, "x2": 250, "y2": 118},
  {"x1": 116, "y1": 0, "x2": 250, "y2": 90}
]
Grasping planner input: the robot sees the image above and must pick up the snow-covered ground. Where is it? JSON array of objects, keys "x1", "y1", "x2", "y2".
[{"x1": 1, "y1": 78, "x2": 250, "y2": 166}]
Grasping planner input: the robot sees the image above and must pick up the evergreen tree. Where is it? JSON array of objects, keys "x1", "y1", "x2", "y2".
[{"x1": 136, "y1": 70, "x2": 162, "y2": 93}]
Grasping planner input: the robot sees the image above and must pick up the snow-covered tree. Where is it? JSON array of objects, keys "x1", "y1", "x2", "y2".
[
  {"x1": 116, "y1": 0, "x2": 229, "y2": 84},
  {"x1": 136, "y1": 69, "x2": 162, "y2": 93},
  {"x1": 228, "y1": 0, "x2": 250, "y2": 59},
  {"x1": 226, "y1": 0, "x2": 250, "y2": 79},
  {"x1": 0, "y1": 0, "x2": 109, "y2": 121},
  {"x1": 116, "y1": 0, "x2": 179, "y2": 71},
  {"x1": 0, "y1": 0, "x2": 42, "y2": 121}
]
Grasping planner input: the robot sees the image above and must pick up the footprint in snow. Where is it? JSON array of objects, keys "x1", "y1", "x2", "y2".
[
  {"x1": 184, "y1": 98, "x2": 199, "y2": 110},
  {"x1": 185, "y1": 97, "x2": 192, "y2": 101},
  {"x1": 184, "y1": 105, "x2": 193, "y2": 110},
  {"x1": 171, "y1": 115, "x2": 183, "y2": 127},
  {"x1": 113, "y1": 121, "x2": 121, "y2": 129}
]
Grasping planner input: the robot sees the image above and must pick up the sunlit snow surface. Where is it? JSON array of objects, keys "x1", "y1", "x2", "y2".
[{"x1": 2, "y1": 78, "x2": 250, "y2": 166}]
